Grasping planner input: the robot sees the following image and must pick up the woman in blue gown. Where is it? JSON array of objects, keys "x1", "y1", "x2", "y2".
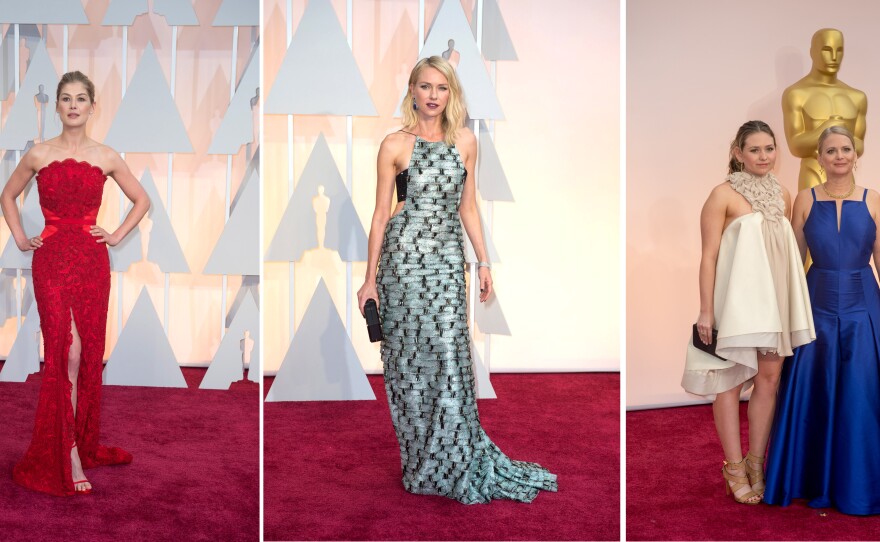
[{"x1": 764, "y1": 126, "x2": 880, "y2": 515}]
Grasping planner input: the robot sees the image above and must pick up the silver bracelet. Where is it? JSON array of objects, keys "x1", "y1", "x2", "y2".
[{"x1": 478, "y1": 261, "x2": 491, "y2": 269}]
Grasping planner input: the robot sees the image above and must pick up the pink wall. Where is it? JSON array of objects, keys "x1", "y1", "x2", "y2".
[{"x1": 627, "y1": 0, "x2": 880, "y2": 407}]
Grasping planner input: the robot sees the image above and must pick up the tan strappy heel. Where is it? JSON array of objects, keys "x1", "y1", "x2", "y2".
[
  {"x1": 722, "y1": 458, "x2": 760, "y2": 504},
  {"x1": 745, "y1": 451, "x2": 765, "y2": 499}
]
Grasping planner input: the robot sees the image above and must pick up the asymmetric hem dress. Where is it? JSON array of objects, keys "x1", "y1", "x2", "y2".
[
  {"x1": 13, "y1": 159, "x2": 131, "y2": 496},
  {"x1": 682, "y1": 172, "x2": 815, "y2": 398},
  {"x1": 765, "y1": 187, "x2": 880, "y2": 515},
  {"x1": 377, "y1": 135, "x2": 557, "y2": 504}
]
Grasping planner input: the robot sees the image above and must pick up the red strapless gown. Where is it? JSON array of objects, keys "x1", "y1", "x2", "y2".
[{"x1": 13, "y1": 159, "x2": 131, "y2": 496}]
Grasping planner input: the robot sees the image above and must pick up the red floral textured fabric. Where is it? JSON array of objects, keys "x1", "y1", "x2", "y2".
[{"x1": 13, "y1": 159, "x2": 131, "y2": 496}]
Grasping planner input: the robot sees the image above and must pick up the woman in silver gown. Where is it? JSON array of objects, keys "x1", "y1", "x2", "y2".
[{"x1": 357, "y1": 56, "x2": 557, "y2": 504}]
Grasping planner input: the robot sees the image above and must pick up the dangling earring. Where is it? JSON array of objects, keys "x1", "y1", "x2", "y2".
[
  {"x1": 412, "y1": 98, "x2": 418, "y2": 111},
  {"x1": 738, "y1": 161, "x2": 746, "y2": 172}
]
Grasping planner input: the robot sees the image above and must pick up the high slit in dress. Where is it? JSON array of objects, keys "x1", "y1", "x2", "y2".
[{"x1": 13, "y1": 158, "x2": 131, "y2": 496}]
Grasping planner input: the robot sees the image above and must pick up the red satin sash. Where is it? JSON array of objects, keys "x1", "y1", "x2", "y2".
[{"x1": 40, "y1": 207, "x2": 98, "y2": 239}]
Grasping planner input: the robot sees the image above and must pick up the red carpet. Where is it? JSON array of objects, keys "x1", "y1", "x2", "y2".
[
  {"x1": 0, "y1": 363, "x2": 259, "y2": 542},
  {"x1": 627, "y1": 403, "x2": 880, "y2": 540},
  {"x1": 264, "y1": 373, "x2": 619, "y2": 541}
]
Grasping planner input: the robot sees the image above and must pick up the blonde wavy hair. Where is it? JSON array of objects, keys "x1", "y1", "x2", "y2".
[{"x1": 400, "y1": 56, "x2": 466, "y2": 146}]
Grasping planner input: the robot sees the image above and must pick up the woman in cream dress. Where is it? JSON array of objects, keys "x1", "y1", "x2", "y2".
[{"x1": 682, "y1": 120, "x2": 815, "y2": 504}]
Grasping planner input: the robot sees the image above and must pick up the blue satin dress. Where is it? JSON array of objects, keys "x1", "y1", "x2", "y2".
[{"x1": 764, "y1": 187, "x2": 880, "y2": 515}]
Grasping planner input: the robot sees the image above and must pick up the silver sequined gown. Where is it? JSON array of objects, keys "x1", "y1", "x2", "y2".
[{"x1": 377, "y1": 136, "x2": 558, "y2": 504}]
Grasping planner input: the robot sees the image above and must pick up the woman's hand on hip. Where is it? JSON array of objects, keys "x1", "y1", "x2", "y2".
[
  {"x1": 17, "y1": 236, "x2": 42, "y2": 251},
  {"x1": 90, "y1": 226, "x2": 120, "y2": 246},
  {"x1": 357, "y1": 281, "x2": 379, "y2": 317}
]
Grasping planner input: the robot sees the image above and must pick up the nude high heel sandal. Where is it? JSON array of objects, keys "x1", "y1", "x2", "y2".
[
  {"x1": 722, "y1": 458, "x2": 760, "y2": 504},
  {"x1": 745, "y1": 451, "x2": 765, "y2": 499}
]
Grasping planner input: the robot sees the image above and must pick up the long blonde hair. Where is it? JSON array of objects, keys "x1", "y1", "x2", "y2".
[{"x1": 400, "y1": 56, "x2": 466, "y2": 146}]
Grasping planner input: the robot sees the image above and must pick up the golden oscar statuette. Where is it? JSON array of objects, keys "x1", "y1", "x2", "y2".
[{"x1": 782, "y1": 28, "x2": 867, "y2": 191}]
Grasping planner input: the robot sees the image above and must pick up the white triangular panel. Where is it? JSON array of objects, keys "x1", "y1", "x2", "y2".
[
  {"x1": 0, "y1": 1, "x2": 88, "y2": 24},
  {"x1": 470, "y1": 339, "x2": 496, "y2": 399},
  {"x1": 209, "y1": 44, "x2": 259, "y2": 154},
  {"x1": 0, "y1": 150, "x2": 19, "y2": 207},
  {"x1": 203, "y1": 159, "x2": 259, "y2": 275},
  {"x1": 394, "y1": 0, "x2": 503, "y2": 120},
  {"x1": 104, "y1": 288, "x2": 186, "y2": 388},
  {"x1": 152, "y1": 0, "x2": 199, "y2": 25},
  {"x1": 0, "y1": 181, "x2": 44, "y2": 269},
  {"x1": 462, "y1": 208, "x2": 501, "y2": 264},
  {"x1": 200, "y1": 292, "x2": 259, "y2": 390},
  {"x1": 265, "y1": 279, "x2": 375, "y2": 402},
  {"x1": 0, "y1": 301, "x2": 41, "y2": 382},
  {"x1": 213, "y1": 0, "x2": 259, "y2": 26},
  {"x1": 104, "y1": 44, "x2": 193, "y2": 153},
  {"x1": 264, "y1": 0, "x2": 376, "y2": 116},
  {"x1": 0, "y1": 27, "x2": 16, "y2": 100},
  {"x1": 246, "y1": 324, "x2": 260, "y2": 383},
  {"x1": 143, "y1": 170, "x2": 189, "y2": 273},
  {"x1": 231, "y1": 149, "x2": 258, "y2": 214},
  {"x1": 0, "y1": 40, "x2": 61, "y2": 150},
  {"x1": 109, "y1": 169, "x2": 189, "y2": 273},
  {"x1": 101, "y1": 0, "x2": 147, "y2": 25},
  {"x1": 475, "y1": 291, "x2": 511, "y2": 335},
  {"x1": 477, "y1": 121, "x2": 514, "y2": 201},
  {"x1": 265, "y1": 134, "x2": 367, "y2": 262},
  {"x1": 481, "y1": 0, "x2": 517, "y2": 61},
  {"x1": 103, "y1": 0, "x2": 198, "y2": 26},
  {"x1": 226, "y1": 274, "x2": 259, "y2": 328},
  {"x1": 20, "y1": 272, "x2": 34, "y2": 315},
  {"x1": 107, "y1": 212, "x2": 141, "y2": 272},
  {"x1": 0, "y1": 269, "x2": 18, "y2": 321}
]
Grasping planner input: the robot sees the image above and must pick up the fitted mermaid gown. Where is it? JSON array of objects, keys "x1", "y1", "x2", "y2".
[
  {"x1": 376, "y1": 135, "x2": 557, "y2": 504},
  {"x1": 13, "y1": 159, "x2": 131, "y2": 496},
  {"x1": 765, "y1": 187, "x2": 880, "y2": 515}
]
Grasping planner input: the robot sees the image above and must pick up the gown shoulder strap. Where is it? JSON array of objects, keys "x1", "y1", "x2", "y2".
[
  {"x1": 863, "y1": 187, "x2": 869, "y2": 202},
  {"x1": 811, "y1": 187, "x2": 817, "y2": 201}
]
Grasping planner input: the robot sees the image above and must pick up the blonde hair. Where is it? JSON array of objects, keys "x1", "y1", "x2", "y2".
[
  {"x1": 400, "y1": 56, "x2": 466, "y2": 146},
  {"x1": 818, "y1": 125, "x2": 855, "y2": 154}
]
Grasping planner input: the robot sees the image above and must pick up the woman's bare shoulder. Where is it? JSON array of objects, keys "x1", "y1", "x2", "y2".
[
  {"x1": 381, "y1": 129, "x2": 414, "y2": 148},
  {"x1": 707, "y1": 180, "x2": 737, "y2": 200}
]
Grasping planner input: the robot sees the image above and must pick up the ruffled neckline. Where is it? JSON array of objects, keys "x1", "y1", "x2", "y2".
[
  {"x1": 37, "y1": 158, "x2": 107, "y2": 178},
  {"x1": 726, "y1": 171, "x2": 784, "y2": 222}
]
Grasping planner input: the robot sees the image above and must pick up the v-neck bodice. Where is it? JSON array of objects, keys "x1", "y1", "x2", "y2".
[{"x1": 805, "y1": 187, "x2": 875, "y2": 271}]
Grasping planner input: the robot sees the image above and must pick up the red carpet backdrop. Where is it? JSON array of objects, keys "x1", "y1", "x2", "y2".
[
  {"x1": 627, "y1": 404, "x2": 880, "y2": 541},
  {"x1": 264, "y1": 374, "x2": 619, "y2": 541},
  {"x1": 1, "y1": 366, "x2": 258, "y2": 542}
]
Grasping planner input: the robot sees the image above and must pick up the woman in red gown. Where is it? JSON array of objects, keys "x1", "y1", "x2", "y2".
[{"x1": 1, "y1": 71, "x2": 149, "y2": 496}]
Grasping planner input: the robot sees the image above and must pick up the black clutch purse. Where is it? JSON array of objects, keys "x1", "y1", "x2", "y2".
[
  {"x1": 692, "y1": 324, "x2": 726, "y2": 360},
  {"x1": 364, "y1": 299, "x2": 383, "y2": 343}
]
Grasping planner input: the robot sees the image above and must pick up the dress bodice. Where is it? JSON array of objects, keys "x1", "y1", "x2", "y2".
[
  {"x1": 398, "y1": 137, "x2": 466, "y2": 209},
  {"x1": 805, "y1": 188, "x2": 875, "y2": 271},
  {"x1": 36, "y1": 159, "x2": 106, "y2": 223}
]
